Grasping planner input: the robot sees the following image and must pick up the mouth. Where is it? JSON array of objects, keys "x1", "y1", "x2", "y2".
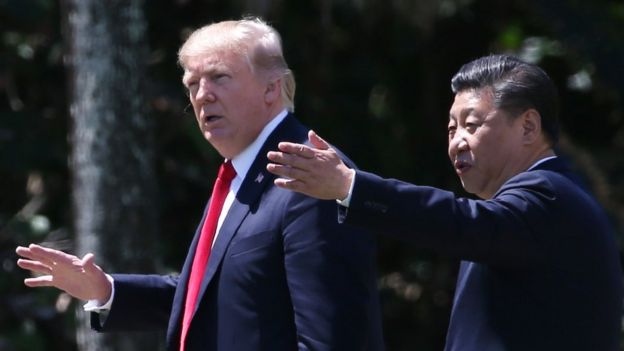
[
  {"x1": 454, "y1": 160, "x2": 472, "y2": 175},
  {"x1": 203, "y1": 115, "x2": 223, "y2": 124}
]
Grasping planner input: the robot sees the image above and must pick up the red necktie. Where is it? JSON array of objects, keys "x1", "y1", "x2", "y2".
[{"x1": 180, "y1": 161, "x2": 236, "y2": 351}]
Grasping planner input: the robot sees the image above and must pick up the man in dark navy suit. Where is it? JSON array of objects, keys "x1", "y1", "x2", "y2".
[
  {"x1": 16, "y1": 18, "x2": 384, "y2": 351},
  {"x1": 267, "y1": 54, "x2": 623, "y2": 350}
]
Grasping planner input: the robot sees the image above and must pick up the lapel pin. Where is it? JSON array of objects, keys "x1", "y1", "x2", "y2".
[{"x1": 255, "y1": 173, "x2": 264, "y2": 183}]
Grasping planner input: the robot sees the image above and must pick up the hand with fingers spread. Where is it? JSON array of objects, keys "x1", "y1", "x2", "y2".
[
  {"x1": 267, "y1": 130, "x2": 355, "y2": 200},
  {"x1": 16, "y1": 244, "x2": 112, "y2": 302}
]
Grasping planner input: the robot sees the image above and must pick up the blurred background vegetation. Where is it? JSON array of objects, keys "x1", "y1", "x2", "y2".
[{"x1": 1, "y1": 0, "x2": 623, "y2": 350}]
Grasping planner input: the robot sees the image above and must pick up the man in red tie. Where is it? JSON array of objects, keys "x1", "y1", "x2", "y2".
[{"x1": 16, "y1": 17, "x2": 384, "y2": 351}]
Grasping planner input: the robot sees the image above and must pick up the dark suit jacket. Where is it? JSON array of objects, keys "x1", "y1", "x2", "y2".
[
  {"x1": 340, "y1": 157, "x2": 623, "y2": 351},
  {"x1": 92, "y1": 115, "x2": 384, "y2": 351}
]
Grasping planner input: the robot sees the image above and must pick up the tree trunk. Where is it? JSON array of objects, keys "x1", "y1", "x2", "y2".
[{"x1": 61, "y1": 0, "x2": 163, "y2": 350}]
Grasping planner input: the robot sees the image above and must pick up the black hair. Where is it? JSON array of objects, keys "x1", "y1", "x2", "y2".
[{"x1": 451, "y1": 54, "x2": 560, "y2": 145}]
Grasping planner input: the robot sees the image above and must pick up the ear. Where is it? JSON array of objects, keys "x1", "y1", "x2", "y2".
[
  {"x1": 520, "y1": 109, "x2": 542, "y2": 145},
  {"x1": 264, "y1": 78, "x2": 282, "y2": 104}
]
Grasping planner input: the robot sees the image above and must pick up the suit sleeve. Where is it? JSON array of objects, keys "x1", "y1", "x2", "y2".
[
  {"x1": 91, "y1": 274, "x2": 178, "y2": 332},
  {"x1": 341, "y1": 170, "x2": 555, "y2": 267},
  {"x1": 282, "y1": 192, "x2": 382, "y2": 351}
]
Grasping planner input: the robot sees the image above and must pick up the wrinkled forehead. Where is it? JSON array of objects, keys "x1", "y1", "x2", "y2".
[
  {"x1": 181, "y1": 47, "x2": 250, "y2": 83},
  {"x1": 182, "y1": 48, "x2": 235, "y2": 70},
  {"x1": 180, "y1": 40, "x2": 246, "y2": 67}
]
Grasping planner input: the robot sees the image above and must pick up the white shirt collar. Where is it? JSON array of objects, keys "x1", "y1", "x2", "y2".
[
  {"x1": 228, "y1": 109, "x2": 289, "y2": 185},
  {"x1": 527, "y1": 155, "x2": 558, "y2": 171}
]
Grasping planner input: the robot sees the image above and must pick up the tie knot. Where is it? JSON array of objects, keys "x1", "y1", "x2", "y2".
[{"x1": 218, "y1": 161, "x2": 236, "y2": 183}]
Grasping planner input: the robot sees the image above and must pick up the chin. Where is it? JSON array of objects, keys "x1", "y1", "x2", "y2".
[
  {"x1": 459, "y1": 181, "x2": 478, "y2": 197},
  {"x1": 213, "y1": 144, "x2": 241, "y2": 160}
]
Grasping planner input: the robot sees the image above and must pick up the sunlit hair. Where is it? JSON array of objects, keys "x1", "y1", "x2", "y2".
[
  {"x1": 451, "y1": 54, "x2": 560, "y2": 146},
  {"x1": 178, "y1": 17, "x2": 296, "y2": 112}
]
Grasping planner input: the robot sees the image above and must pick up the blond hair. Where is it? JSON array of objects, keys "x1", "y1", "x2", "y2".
[{"x1": 178, "y1": 17, "x2": 296, "y2": 112}]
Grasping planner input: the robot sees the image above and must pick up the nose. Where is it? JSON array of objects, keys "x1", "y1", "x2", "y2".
[
  {"x1": 194, "y1": 79, "x2": 217, "y2": 103},
  {"x1": 448, "y1": 130, "x2": 469, "y2": 157}
]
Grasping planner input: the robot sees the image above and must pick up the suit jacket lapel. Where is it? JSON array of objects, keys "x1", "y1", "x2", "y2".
[{"x1": 195, "y1": 169, "x2": 272, "y2": 302}]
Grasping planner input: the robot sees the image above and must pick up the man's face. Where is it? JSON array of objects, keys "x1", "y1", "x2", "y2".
[
  {"x1": 183, "y1": 49, "x2": 273, "y2": 159},
  {"x1": 447, "y1": 89, "x2": 525, "y2": 199}
]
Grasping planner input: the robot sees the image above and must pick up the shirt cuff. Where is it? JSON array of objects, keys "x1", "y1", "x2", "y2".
[
  {"x1": 83, "y1": 274, "x2": 115, "y2": 313},
  {"x1": 336, "y1": 169, "x2": 356, "y2": 208}
]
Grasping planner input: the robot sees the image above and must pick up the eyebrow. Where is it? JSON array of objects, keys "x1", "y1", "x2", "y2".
[
  {"x1": 182, "y1": 71, "x2": 195, "y2": 85},
  {"x1": 449, "y1": 107, "x2": 476, "y2": 121},
  {"x1": 182, "y1": 63, "x2": 233, "y2": 86}
]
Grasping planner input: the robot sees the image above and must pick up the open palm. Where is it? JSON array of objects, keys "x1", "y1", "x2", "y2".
[{"x1": 16, "y1": 244, "x2": 112, "y2": 302}]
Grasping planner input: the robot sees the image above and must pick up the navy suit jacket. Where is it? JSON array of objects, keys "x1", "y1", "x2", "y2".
[
  {"x1": 92, "y1": 115, "x2": 384, "y2": 351},
  {"x1": 340, "y1": 157, "x2": 622, "y2": 351}
]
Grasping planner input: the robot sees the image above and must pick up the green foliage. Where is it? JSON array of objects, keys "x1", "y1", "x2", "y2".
[{"x1": 2, "y1": 0, "x2": 623, "y2": 350}]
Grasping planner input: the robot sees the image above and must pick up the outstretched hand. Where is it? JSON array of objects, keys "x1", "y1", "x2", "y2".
[
  {"x1": 267, "y1": 130, "x2": 354, "y2": 200},
  {"x1": 16, "y1": 244, "x2": 112, "y2": 302}
]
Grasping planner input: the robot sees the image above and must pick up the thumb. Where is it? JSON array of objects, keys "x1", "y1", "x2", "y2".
[
  {"x1": 81, "y1": 253, "x2": 99, "y2": 272},
  {"x1": 308, "y1": 130, "x2": 330, "y2": 150}
]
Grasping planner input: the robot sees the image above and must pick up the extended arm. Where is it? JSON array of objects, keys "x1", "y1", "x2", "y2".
[
  {"x1": 16, "y1": 244, "x2": 177, "y2": 332},
  {"x1": 268, "y1": 131, "x2": 551, "y2": 267},
  {"x1": 342, "y1": 170, "x2": 550, "y2": 267}
]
